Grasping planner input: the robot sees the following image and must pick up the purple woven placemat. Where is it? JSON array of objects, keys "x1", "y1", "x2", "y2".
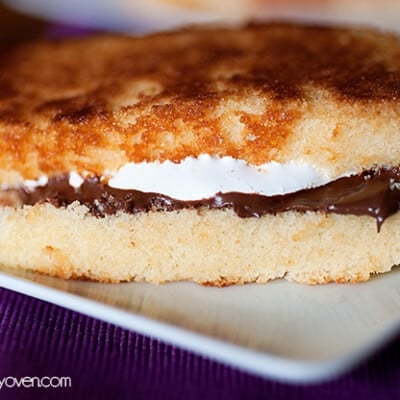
[{"x1": 0, "y1": 287, "x2": 399, "y2": 400}]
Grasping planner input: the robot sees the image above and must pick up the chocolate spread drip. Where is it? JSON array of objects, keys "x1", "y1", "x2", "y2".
[{"x1": 16, "y1": 168, "x2": 400, "y2": 231}]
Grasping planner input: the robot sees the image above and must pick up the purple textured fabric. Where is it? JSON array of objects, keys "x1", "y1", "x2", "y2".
[{"x1": 0, "y1": 288, "x2": 400, "y2": 400}]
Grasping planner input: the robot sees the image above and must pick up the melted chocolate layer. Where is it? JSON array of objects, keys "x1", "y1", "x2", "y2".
[{"x1": 17, "y1": 168, "x2": 400, "y2": 231}]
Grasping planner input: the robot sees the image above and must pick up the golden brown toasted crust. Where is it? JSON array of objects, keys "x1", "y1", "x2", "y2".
[{"x1": 1, "y1": 22, "x2": 400, "y2": 184}]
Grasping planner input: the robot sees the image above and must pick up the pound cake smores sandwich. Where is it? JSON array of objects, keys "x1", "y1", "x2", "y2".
[{"x1": 1, "y1": 22, "x2": 400, "y2": 285}]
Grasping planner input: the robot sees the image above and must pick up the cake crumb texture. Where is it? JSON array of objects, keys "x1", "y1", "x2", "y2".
[{"x1": 0, "y1": 203, "x2": 398, "y2": 284}]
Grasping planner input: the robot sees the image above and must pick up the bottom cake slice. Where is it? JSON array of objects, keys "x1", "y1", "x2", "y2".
[
  {"x1": 1, "y1": 203, "x2": 399, "y2": 285},
  {"x1": 1, "y1": 167, "x2": 399, "y2": 285}
]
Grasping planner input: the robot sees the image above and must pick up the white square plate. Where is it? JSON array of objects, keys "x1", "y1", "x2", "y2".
[{"x1": 1, "y1": 265, "x2": 400, "y2": 383}]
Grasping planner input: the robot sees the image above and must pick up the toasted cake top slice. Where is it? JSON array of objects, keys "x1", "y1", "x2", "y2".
[{"x1": 1, "y1": 22, "x2": 400, "y2": 184}]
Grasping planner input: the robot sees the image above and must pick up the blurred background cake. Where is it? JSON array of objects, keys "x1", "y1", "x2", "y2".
[{"x1": 1, "y1": 0, "x2": 400, "y2": 34}]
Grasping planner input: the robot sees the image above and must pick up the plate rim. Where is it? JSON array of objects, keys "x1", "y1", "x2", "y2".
[{"x1": 1, "y1": 270, "x2": 399, "y2": 384}]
